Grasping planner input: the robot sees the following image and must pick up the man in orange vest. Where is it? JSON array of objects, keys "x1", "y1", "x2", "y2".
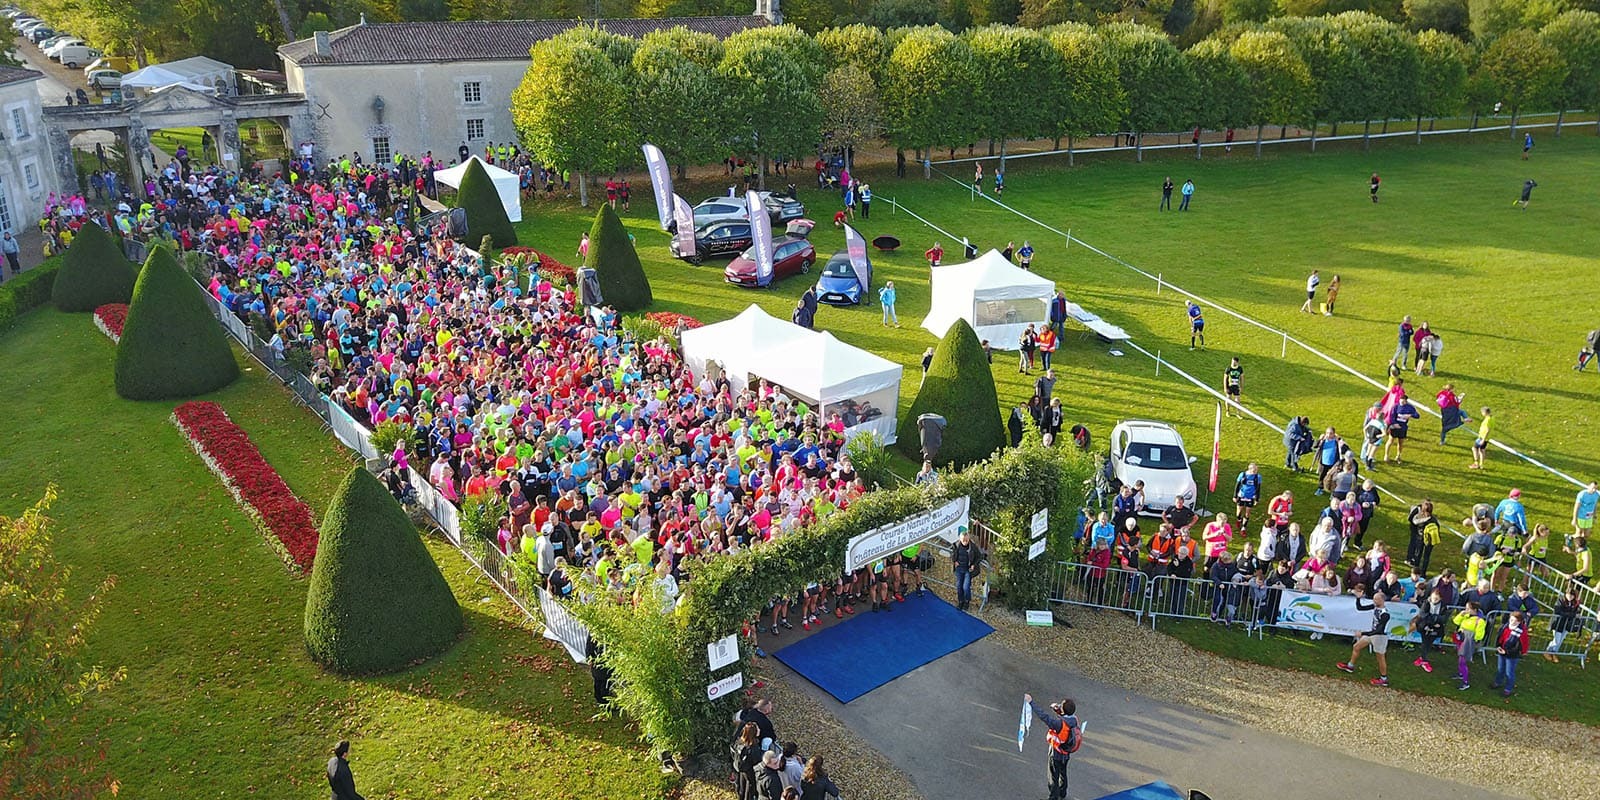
[{"x1": 1024, "y1": 692, "x2": 1082, "y2": 800}]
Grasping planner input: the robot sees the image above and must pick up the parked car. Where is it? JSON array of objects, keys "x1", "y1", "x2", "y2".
[
  {"x1": 691, "y1": 192, "x2": 805, "y2": 228},
  {"x1": 85, "y1": 68, "x2": 120, "y2": 90},
  {"x1": 40, "y1": 34, "x2": 80, "y2": 53},
  {"x1": 1108, "y1": 420, "x2": 1198, "y2": 513},
  {"x1": 724, "y1": 235, "x2": 815, "y2": 287},
  {"x1": 26, "y1": 25, "x2": 56, "y2": 43},
  {"x1": 814, "y1": 250, "x2": 871, "y2": 305},
  {"x1": 670, "y1": 219, "x2": 752, "y2": 265},
  {"x1": 14, "y1": 18, "x2": 44, "y2": 33},
  {"x1": 55, "y1": 44, "x2": 100, "y2": 68}
]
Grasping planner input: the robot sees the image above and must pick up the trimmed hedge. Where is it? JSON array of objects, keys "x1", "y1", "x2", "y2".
[
  {"x1": 113, "y1": 244, "x2": 239, "y2": 400},
  {"x1": 303, "y1": 466, "x2": 464, "y2": 674},
  {"x1": 585, "y1": 204, "x2": 652, "y2": 311},
  {"x1": 0, "y1": 257, "x2": 62, "y2": 333},
  {"x1": 898, "y1": 318, "x2": 1005, "y2": 467},
  {"x1": 52, "y1": 221, "x2": 137, "y2": 311},
  {"x1": 455, "y1": 158, "x2": 518, "y2": 249}
]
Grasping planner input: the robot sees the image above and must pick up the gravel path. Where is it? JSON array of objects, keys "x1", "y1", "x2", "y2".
[{"x1": 973, "y1": 595, "x2": 1600, "y2": 800}]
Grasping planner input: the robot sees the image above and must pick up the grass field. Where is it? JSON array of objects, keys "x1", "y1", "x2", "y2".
[
  {"x1": 513, "y1": 132, "x2": 1600, "y2": 711},
  {"x1": 0, "y1": 311, "x2": 679, "y2": 798}
]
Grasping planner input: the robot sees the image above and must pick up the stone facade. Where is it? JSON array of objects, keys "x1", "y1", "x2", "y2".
[{"x1": 0, "y1": 70, "x2": 61, "y2": 235}]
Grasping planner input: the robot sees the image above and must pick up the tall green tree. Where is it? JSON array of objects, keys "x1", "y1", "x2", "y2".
[
  {"x1": 1220, "y1": 0, "x2": 1277, "y2": 24},
  {"x1": 1413, "y1": 29, "x2": 1470, "y2": 130},
  {"x1": 820, "y1": 65, "x2": 884, "y2": 171},
  {"x1": 512, "y1": 31, "x2": 635, "y2": 206},
  {"x1": 816, "y1": 23, "x2": 890, "y2": 81},
  {"x1": 968, "y1": 25, "x2": 1066, "y2": 167},
  {"x1": 1267, "y1": 16, "x2": 1367, "y2": 141},
  {"x1": 1476, "y1": 28, "x2": 1568, "y2": 126},
  {"x1": 632, "y1": 30, "x2": 729, "y2": 178},
  {"x1": 1, "y1": 490, "x2": 124, "y2": 800},
  {"x1": 1044, "y1": 23, "x2": 1127, "y2": 158},
  {"x1": 1539, "y1": 10, "x2": 1600, "y2": 132},
  {"x1": 1187, "y1": 38, "x2": 1251, "y2": 134},
  {"x1": 1101, "y1": 22, "x2": 1195, "y2": 157},
  {"x1": 718, "y1": 26, "x2": 826, "y2": 189},
  {"x1": 1404, "y1": 0, "x2": 1470, "y2": 35},
  {"x1": 898, "y1": 319, "x2": 1005, "y2": 466},
  {"x1": 1332, "y1": 12, "x2": 1421, "y2": 142},
  {"x1": 1230, "y1": 29, "x2": 1312, "y2": 154},
  {"x1": 1469, "y1": 0, "x2": 1562, "y2": 41},
  {"x1": 885, "y1": 26, "x2": 978, "y2": 166}
]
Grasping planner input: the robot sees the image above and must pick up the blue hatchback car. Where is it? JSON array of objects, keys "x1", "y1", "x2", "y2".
[{"x1": 815, "y1": 250, "x2": 870, "y2": 305}]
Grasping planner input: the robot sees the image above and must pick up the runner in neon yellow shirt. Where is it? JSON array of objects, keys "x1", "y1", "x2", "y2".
[{"x1": 1470, "y1": 407, "x2": 1492, "y2": 470}]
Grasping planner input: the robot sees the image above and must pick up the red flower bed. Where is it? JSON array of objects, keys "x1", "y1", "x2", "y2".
[
  {"x1": 94, "y1": 303, "x2": 128, "y2": 343},
  {"x1": 171, "y1": 401, "x2": 319, "y2": 573},
  {"x1": 645, "y1": 311, "x2": 704, "y2": 330},
  {"x1": 502, "y1": 246, "x2": 577, "y2": 285}
]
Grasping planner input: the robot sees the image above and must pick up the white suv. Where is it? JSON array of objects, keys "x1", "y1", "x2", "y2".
[{"x1": 1109, "y1": 420, "x2": 1198, "y2": 513}]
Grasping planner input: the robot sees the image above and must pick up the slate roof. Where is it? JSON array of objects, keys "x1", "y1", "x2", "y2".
[
  {"x1": 279, "y1": 16, "x2": 768, "y2": 66},
  {"x1": 0, "y1": 65, "x2": 44, "y2": 87}
]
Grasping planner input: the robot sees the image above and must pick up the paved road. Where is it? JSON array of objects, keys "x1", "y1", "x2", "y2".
[{"x1": 772, "y1": 635, "x2": 1516, "y2": 800}]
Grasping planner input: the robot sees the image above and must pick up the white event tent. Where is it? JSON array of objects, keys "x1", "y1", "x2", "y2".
[
  {"x1": 120, "y1": 56, "x2": 234, "y2": 95},
  {"x1": 921, "y1": 249, "x2": 1056, "y2": 348},
  {"x1": 433, "y1": 156, "x2": 523, "y2": 223},
  {"x1": 681, "y1": 305, "x2": 903, "y2": 445}
]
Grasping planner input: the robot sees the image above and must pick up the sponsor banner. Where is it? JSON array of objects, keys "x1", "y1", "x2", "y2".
[
  {"x1": 538, "y1": 587, "x2": 591, "y2": 663},
  {"x1": 1276, "y1": 590, "x2": 1421, "y2": 642},
  {"x1": 671, "y1": 192, "x2": 696, "y2": 257},
  {"x1": 845, "y1": 497, "x2": 970, "y2": 573},
  {"x1": 1031, "y1": 508, "x2": 1049, "y2": 539},
  {"x1": 843, "y1": 223, "x2": 870, "y2": 292},
  {"x1": 1028, "y1": 538, "x2": 1047, "y2": 561},
  {"x1": 707, "y1": 633, "x2": 739, "y2": 671},
  {"x1": 641, "y1": 143, "x2": 674, "y2": 230},
  {"x1": 707, "y1": 671, "x2": 744, "y2": 701},
  {"x1": 746, "y1": 189, "x2": 774, "y2": 286}
]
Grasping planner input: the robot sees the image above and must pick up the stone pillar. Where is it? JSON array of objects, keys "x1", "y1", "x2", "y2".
[
  {"x1": 125, "y1": 118, "x2": 148, "y2": 192},
  {"x1": 218, "y1": 110, "x2": 242, "y2": 169},
  {"x1": 46, "y1": 125, "x2": 78, "y2": 196}
]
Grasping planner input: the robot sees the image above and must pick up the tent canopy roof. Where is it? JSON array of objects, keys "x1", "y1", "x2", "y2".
[
  {"x1": 753, "y1": 331, "x2": 902, "y2": 402},
  {"x1": 432, "y1": 155, "x2": 520, "y2": 186},
  {"x1": 933, "y1": 249, "x2": 1056, "y2": 300},
  {"x1": 122, "y1": 56, "x2": 233, "y2": 89}
]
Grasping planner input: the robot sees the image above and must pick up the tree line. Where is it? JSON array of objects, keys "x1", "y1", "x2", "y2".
[{"x1": 509, "y1": 13, "x2": 1600, "y2": 192}]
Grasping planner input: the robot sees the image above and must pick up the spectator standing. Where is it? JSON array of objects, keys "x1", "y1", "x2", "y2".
[
  {"x1": 1410, "y1": 589, "x2": 1446, "y2": 672},
  {"x1": 1324, "y1": 275, "x2": 1340, "y2": 315},
  {"x1": 734, "y1": 724, "x2": 764, "y2": 800},
  {"x1": 1453, "y1": 601, "x2": 1487, "y2": 690},
  {"x1": 1018, "y1": 240, "x2": 1034, "y2": 270},
  {"x1": 1019, "y1": 324, "x2": 1038, "y2": 374},
  {"x1": 1548, "y1": 586, "x2": 1584, "y2": 661},
  {"x1": 1571, "y1": 481, "x2": 1598, "y2": 551},
  {"x1": 1037, "y1": 325, "x2": 1058, "y2": 370},
  {"x1": 1336, "y1": 587, "x2": 1392, "y2": 687},
  {"x1": 925, "y1": 242, "x2": 944, "y2": 267},
  {"x1": 1049, "y1": 290, "x2": 1068, "y2": 340},
  {"x1": 800, "y1": 757, "x2": 842, "y2": 800},
  {"x1": 1223, "y1": 357, "x2": 1243, "y2": 416},
  {"x1": 878, "y1": 281, "x2": 899, "y2": 327},
  {"x1": 1160, "y1": 177, "x2": 1174, "y2": 211},
  {"x1": 1233, "y1": 463, "x2": 1261, "y2": 529},
  {"x1": 1369, "y1": 172, "x2": 1381, "y2": 203},
  {"x1": 1299, "y1": 269, "x2": 1320, "y2": 313},
  {"x1": 951, "y1": 528, "x2": 984, "y2": 611},
  {"x1": 1179, "y1": 179, "x2": 1195, "y2": 211},
  {"x1": 0, "y1": 231, "x2": 19, "y2": 280},
  {"x1": 327, "y1": 740, "x2": 366, "y2": 800},
  {"x1": 1492, "y1": 611, "x2": 1530, "y2": 696},
  {"x1": 1406, "y1": 500, "x2": 1441, "y2": 573},
  {"x1": 757, "y1": 751, "x2": 786, "y2": 800},
  {"x1": 1393, "y1": 316, "x2": 1414, "y2": 368},
  {"x1": 1523, "y1": 132, "x2": 1533, "y2": 159},
  {"x1": 1186, "y1": 301, "x2": 1205, "y2": 350},
  {"x1": 859, "y1": 183, "x2": 872, "y2": 219},
  {"x1": 1034, "y1": 368, "x2": 1056, "y2": 403}
]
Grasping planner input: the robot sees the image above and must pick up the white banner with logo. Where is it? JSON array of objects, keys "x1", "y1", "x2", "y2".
[
  {"x1": 845, "y1": 496, "x2": 971, "y2": 573},
  {"x1": 843, "y1": 222, "x2": 871, "y2": 292},
  {"x1": 539, "y1": 587, "x2": 591, "y2": 663},
  {"x1": 671, "y1": 192, "x2": 696, "y2": 257},
  {"x1": 746, "y1": 189, "x2": 773, "y2": 286},
  {"x1": 641, "y1": 143, "x2": 674, "y2": 231},
  {"x1": 1275, "y1": 591, "x2": 1421, "y2": 642}
]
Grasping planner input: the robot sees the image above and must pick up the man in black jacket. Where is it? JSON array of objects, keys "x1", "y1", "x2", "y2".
[
  {"x1": 1337, "y1": 588, "x2": 1392, "y2": 687},
  {"x1": 327, "y1": 740, "x2": 365, "y2": 800},
  {"x1": 951, "y1": 528, "x2": 985, "y2": 611}
]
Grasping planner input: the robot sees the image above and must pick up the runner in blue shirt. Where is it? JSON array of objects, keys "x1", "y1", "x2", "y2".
[
  {"x1": 1186, "y1": 301, "x2": 1205, "y2": 350},
  {"x1": 1573, "y1": 481, "x2": 1599, "y2": 550},
  {"x1": 1495, "y1": 489, "x2": 1528, "y2": 535},
  {"x1": 1233, "y1": 463, "x2": 1263, "y2": 529}
]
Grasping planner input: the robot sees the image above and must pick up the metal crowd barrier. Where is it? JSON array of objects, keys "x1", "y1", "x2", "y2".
[
  {"x1": 1146, "y1": 574, "x2": 1266, "y2": 638},
  {"x1": 1045, "y1": 559, "x2": 1148, "y2": 619},
  {"x1": 1484, "y1": 610, "x2": 1597, "y2": 668}
]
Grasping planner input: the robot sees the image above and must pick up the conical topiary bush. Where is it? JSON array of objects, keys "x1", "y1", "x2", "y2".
[
  {"x1": 455, "y1": 157, "x2": 518, "y2": 249},
  {"x1": 303, "y1": 466, "x2": 464, "y2": 674},
  {"x1": 898, "y1": 318, "x2": 1005, "y2": 467},
  {"x1": 585, "y1": 203, "x2": 652, "y2": 311},
  {"x1": 113, "y1": 244, "x2": 239, "y2": 400},
  {"x1": 52, "y1": 220, "x2": 137, "y2": 311}
]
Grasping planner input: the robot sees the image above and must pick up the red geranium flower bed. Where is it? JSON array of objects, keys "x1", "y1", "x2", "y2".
[
  {"x1": 645, "y1": 311, "x2": 704, "y2": 330},
  {"x1": 94, "y1": 303, "x2": 128, "y2": 343},
  {"x1": 500, "y1": 246, "x2": 577, "y2": 285},
  {"x1": 171, "y1": 401, "x2": 319, "y2": 573}
]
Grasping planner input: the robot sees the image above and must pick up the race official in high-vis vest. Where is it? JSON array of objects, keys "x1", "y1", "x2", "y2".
[{"x1": 1024, "y1": 693, "x2": 1082, "y2": 800}]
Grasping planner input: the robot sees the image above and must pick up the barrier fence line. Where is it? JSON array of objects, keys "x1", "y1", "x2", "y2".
[
  {"x1": 925, "y1": 167, "x2": 1588, "y2": 492},
  {"x1": 925, "y1": 113, "x2": 1588, "y2": 166}
]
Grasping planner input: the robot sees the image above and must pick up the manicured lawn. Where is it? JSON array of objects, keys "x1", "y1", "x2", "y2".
[
  {"x1": 518, "y1": 133, "x2": 1600, "y2": 580},
  {"x1": 0, "y1": 310, "x2": 677, "y2": 799}
]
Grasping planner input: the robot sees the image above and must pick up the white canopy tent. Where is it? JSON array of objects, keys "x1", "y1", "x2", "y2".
[
  {"x1": 121, "y1": 56, "x2": 234, "y2": 95},
  {"x1": 922, "y1": 249, "x2": 1056, "y2": 348},
  {"x1": 433, "y1": 156, "x2": 523, "y2": 223},
  {"x1": 681, "y1": 305, "x2": 903, "y2": 445}
]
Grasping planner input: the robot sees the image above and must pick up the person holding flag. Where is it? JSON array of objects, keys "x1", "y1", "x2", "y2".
[{"x1": 1022, "y1": 693, "x2": 1082, "y2": 800}]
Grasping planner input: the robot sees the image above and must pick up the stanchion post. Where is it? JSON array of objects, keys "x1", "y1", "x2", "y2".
[
  {"x1": 1157, "y1": 272, "x2": 1163, "y2": 295},
  {"x1": 1155, "y1": 349, "x2": 1161, "y2": 376},
  {"x1": 1282, "y1": 332, "x2": 1288, "y2": 358}
]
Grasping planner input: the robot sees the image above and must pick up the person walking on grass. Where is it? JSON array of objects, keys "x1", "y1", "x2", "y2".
[
  {"x1": 1186, "y1": 300, "x2": 1205, "y2": 349},
  {"x1": 1370, "y1": 172, "x2": 1381, "y2": 203},
  {"x1": 327, "y1": 740, "x2": 367, "y2": 800},
  {"x1": 878, "y1": 281, "x2": 899, "y2": 327},
  {"x1": 1300, "y1": 269, "x2": 1320, "y2": 313},
  {"x1": 1576, "y1": 328, "x2": 1600, "y2": 371},
  {"x1": 1393, "y1": 316, "x2": 1414, "y2": 369},
  {"x1": 1161, "y1": 177, "x2": 1174, "y2": 211},
  {"x1": 1470, "y1": 407, "x2": 1492, "y2": 469},
  {"x1": 1324, "y1": 275, "x2": 1340, "y2": 315},
  {"x1": 1523, "y1": 132, "x2": 1533, "y2": 160},
  {"x1": 1336, "y1": 586, "x2": 1392, "y2": 687},
  {"x1": 1023, "y1": 693, "x2": 1083, "y2": 800},
  {"x1": 974, "y1": 162, "x2": 984, "y2": 193},
  {"x1": 1436, "y1": 384, "x2": 1465, "y2": 444},
  {"x1": 1516, "y1": 179, "x2": 1536, "y2": 209},
  {"x1": 1179, "y1": 179, "x2": 1195, "y2": 211}
]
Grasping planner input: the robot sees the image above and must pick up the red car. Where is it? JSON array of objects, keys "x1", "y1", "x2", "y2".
[{"x1": 724, "y1": 236, "x2": 815, "y2": 287}]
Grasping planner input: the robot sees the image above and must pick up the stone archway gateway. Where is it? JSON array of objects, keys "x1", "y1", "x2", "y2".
[{"x1": 41, "y1": 87, "x2": 311, "y2": 191}]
